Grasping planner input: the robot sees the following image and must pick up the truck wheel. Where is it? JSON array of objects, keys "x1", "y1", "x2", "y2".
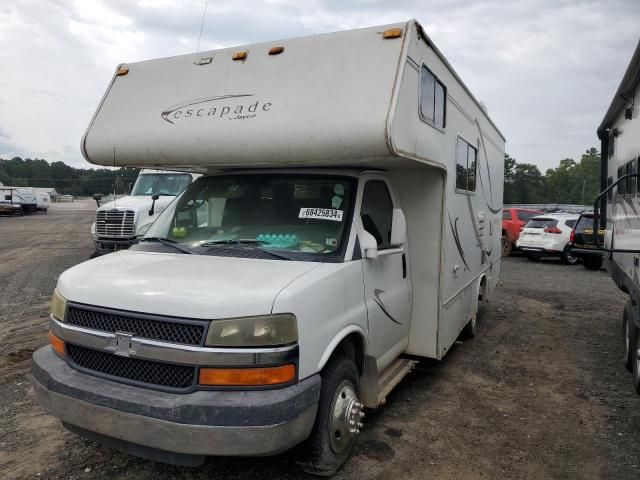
[
  {"x1": 632, "y1": 332, "x2": 640, "y2": 395},
  {"x1": 562, "y1": 248, "x2": 579, "y2": 265},
  {"x1": 298, "y1": 356, "x2": 363, "y2": 476},
  {"x1": 460, "y1": 314, "x2": 477, "y2": 340},
  {"x1": 501, "y1": 236, "x2": 512, "y2": 257},
  {"x1": 583, "y1": 256, "x2": 602, "y2": 271},
  {"x1": 623, "y1": 304, "x2": 638, "y2": 371}
]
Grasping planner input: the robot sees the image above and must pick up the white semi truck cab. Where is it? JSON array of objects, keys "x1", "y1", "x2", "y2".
[
  {"x1": 33, "y1": 20, "x2": 505, "y2": 475},
  {"x1": 91, "y1": 169, "x2": 197, "y2": 254}
]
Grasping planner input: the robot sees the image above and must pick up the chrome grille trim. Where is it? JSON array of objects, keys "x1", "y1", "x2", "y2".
[
  {"x1": 50, "y1": 316, "x2": 298, "y2": 367},
  {"x1": 96, "y1": 209, "x2": 135, "y2": 238}
]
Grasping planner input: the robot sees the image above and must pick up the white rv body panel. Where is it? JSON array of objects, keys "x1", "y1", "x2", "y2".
[
  {"x1": 598, "y1": 41, "x2": 640, "y2": 305},
  {"x1": 36, "y1": 191, "x2": 50, "y2": 211}
]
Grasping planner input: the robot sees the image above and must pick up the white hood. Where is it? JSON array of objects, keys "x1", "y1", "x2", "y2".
[
  {"x1": 57, "y1": 250, "x2": 320, "y2": 319},
  {"x1": 98, "y1": 195, "x2": 176, "y2": 213}
]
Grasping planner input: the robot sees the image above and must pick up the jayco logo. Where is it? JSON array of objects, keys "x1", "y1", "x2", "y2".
[{"x1": 161, "y1": 94, "x2": 272, "y2": 125}]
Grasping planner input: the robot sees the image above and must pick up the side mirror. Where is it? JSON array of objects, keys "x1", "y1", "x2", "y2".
[
  {"x1": 390, "y1": 208, "x2": 406, "y2": 247},
  {"x1": 148, "y1": 193, "x2": 160, "y2": 216},
  {"x1": 360, "y1": 231, "x2": 378, "y2": 259},
  {"x1": 92, "y1": 193, "x2": 102, "y2": 207}
]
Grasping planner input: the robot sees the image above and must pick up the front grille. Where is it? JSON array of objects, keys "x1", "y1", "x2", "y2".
[
  {"x1": 66, "y1": 306, "x2": 206, "y2": 346},
  {"x1": 67, "y1": 344, "x2": 196, "y2": 390},
  {"x1": 96, "y1": 209, "x2": 135, "y2": 238}
]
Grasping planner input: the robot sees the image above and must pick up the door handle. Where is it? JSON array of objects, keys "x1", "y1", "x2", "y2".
[{"x1": 402, "y1": 253, "x2": 407, "y2": 279}]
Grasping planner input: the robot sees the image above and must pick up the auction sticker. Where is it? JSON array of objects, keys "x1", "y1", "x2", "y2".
[{"x1": 299, "y1": 208, "x2": 343, "y2": 221}]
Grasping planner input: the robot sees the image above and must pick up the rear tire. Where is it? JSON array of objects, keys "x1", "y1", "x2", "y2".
[
  {"x1": 460, "y1": 314, "x2": 477, "y2": 339},
  {"x1": 583, "y1": 256, "x2": 602, "y2": 271},
  {"x1": 623, "y1": 304, "x2": 638, "y2": 371},
  {"x1": 562, "y1": 248, "x2": 579, "y2": 265},
  {"x1": 501, "y1": 236, "x2": 512, "y2": 257},
  {"x1": 298, "y1": 355, "x2": 362, "y2": 476}
]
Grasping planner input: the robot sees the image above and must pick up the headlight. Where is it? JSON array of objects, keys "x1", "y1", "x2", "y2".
[
  {"x1": 50, "y1": 289, "x2": 67, "y2": 321},
  {"x1": 205, "y1": 314, "x2": 298, "y2": 347},
  {"x1": 136, "y1": 222, "x2": 153, "y2": 236}
]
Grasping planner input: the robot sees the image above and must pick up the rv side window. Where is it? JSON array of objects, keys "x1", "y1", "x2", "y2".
[
  {"x1": 618, "y1": 166, "x2": 625, "y2": 195},
  {"x1": 608, "y1": 130, "x2": 615, "y2": 158},
  {"x1": 360, "y1": 180, "x2": 393, "y2": 249},
  {"x1": 420, "y1": 66, "x2": 446, "y2": 129},
  {"x1": 607, "y1": 176, "x2": 613, "y2": 201},
  {"x1": 627, "y1": 161, "x2": 636, "y2": 196},
  {"x1": 455, "y1": 137, "x2": 477, "y2": 192}
]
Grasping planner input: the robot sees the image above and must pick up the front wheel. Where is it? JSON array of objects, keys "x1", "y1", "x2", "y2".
[
  {"x1": 298, "y1": 356, "x2": 363, "y2": 476},
  {"x1": 562, "y1": 248, "x2": 579, "y2": 265},
  {"x1": 501, "y1": 236, "x2": 513, "y2": 257}
]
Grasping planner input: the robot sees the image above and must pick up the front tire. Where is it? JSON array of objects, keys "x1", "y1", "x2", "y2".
[
  {"x1": 501, "y1": 236, "x2": 513, "y2": 257},
  {"x1": 298, "y1": 356, "x2": 362, "y2": 476}
]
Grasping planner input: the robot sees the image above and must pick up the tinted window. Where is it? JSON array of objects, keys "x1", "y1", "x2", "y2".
[
  {"x1": 565, "y1": 219, "x2": 577, "y2": 228},
  {"x1": 503, "y1": 210, "x2": 512, "y2": 220},
  {"x1": 575, "y1": 215, "x2": 594, "y2": 233},
  {"x1": 518, "y1": 211, "x2": 539, "y2": 221},
  {"x1": 361, "y1": 180, "x2": 393, "y2": 249},
  {"x1": 131, "y1": 174, "x2": 192, "y2": 196},
  {"x1": 607, "y1": 176, "x2": 614, "y2": 201},
  {"x1": 525, "y1": 218, "x2": 557, "y2": 229},
  {"x1": 420, "y1": 66, "x2": 446, "y2": 129},
  {"x1": 456, "y1": 137, "x2": 477, "y2": 192}
]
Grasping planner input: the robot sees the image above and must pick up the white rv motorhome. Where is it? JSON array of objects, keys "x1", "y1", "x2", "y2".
[
  {"x1": 91, "y1": 169, "x2": 199, "y2": 254},
  {"x1": 596, "y1": 40, "x2": 640, "y2": 394},
  {"x1": 0, "y1": 186, "x2": 37, "y2": 214},
  {"x1": 32, "y1": 20, "x2": 505, "y2": 474}
]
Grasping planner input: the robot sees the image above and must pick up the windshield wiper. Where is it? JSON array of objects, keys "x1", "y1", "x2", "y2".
[
  {"x1": 140, "y1": 237, "x2": 194, "y2": 255},
  {"x1": 199, "y1": 240, "x2": 293, "y2": 260}
]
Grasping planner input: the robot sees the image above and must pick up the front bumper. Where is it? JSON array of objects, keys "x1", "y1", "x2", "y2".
[
  {"x1": 93, "y1": 237, "x2": 138, "y2": 254},
  {"x1": 32, "y1": 347, "x2": 320, "y2": 462}
]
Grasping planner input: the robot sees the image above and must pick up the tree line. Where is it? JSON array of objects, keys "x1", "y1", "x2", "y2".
[
  {"x1": 0, "y1": 157, "x2": 140, "y2": 196},
  {"x1": 2, "y1": 149, "x2": 602, "y2": 203},
  {"x1": 504, "y1": 147, "x2": 601, "y2": 205}
]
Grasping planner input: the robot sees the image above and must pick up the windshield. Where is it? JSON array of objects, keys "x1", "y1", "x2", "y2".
[
  {"x1": 131, "y1": 174, "x2": 192, "y2": 196},
  {"x1": 145, "y1": 174, "x2": 356, "y2": 259}
]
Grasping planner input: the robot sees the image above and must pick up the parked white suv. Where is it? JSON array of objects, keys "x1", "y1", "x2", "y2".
[{"x1": 516, "y1": 214, "x2": 580, "y2": 264}]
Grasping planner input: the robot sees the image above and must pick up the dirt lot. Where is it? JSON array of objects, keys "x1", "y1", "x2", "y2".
[{"x1": 1, "y1": 203, "x2": 639, "y2": 479}]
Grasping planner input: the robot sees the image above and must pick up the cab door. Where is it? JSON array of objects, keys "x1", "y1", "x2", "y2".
[{"x1": 358, "y1": 175, "x2": 411, "y2": 367}]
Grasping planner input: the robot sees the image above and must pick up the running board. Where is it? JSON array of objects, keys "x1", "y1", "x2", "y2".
[{"x1": 377, "y1": 358, "x2": 417, "y2": 406}]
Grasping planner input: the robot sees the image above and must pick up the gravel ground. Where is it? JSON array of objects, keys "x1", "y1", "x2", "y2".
[{"x1": 1, "y1": 204, "x2": 639, "y2": 479}]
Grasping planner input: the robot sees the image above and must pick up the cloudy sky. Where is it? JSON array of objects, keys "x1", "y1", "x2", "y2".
[{"x1": 0, "y1": 0, "x2": 638, "y2": 171}]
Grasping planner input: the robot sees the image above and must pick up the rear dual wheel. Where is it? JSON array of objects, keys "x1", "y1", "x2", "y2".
[
  {"x1": 583, "y1": 256, "x2": 602, "y2": 271},
  {"x1": 623, "y1": 304, "x2": 638, "y2": 372},
  {"x1": 562, "y1": 248, "x2": 579, "y2": 265}
]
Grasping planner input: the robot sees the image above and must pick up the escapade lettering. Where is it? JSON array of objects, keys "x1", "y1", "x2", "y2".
[{"x1": 171, "y1": 101, "x2": 272, "y2": 122}]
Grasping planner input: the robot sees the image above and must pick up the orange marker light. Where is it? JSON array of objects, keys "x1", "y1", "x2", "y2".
[
  {"x1": 199, "y1": 364, "x2": 295, "y2": 386},
  {"x1": 232, "y1": 50, "x2": 248, "y2": 61},
  {"x1": 49, "y1": 331, "x2": 65, "y2": 357},
  {"x1": 383, "y1": 28, "x2": 403, "y2": 39},
  {"x1": 116, "y1": 66, "x2": 129, "y2": 76},
  {"x1": 268, "y1": 46, "x2": 285, "y2": 55}
]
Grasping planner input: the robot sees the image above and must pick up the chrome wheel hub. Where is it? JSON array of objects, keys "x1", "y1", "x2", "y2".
[{"x1": 329, "y1": 380, "x2": 364, "y2": 454}]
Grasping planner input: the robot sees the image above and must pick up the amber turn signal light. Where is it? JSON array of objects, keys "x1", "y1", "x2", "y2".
[
  {"x1": 268, "y1": 46, "x2": 284, "y2": 55},
  {"x1": 116, "y1": 66, "x2": 129, "y2": 76},
  {"x1": 383, "y1": 28, "x2": 403, "y2": 39},
  {"x1": 199, "y1": 364, "x2": 295, "y2": 386},
  {"x1": 49, "y1": 331, "x2": 65, "y2": 357}
]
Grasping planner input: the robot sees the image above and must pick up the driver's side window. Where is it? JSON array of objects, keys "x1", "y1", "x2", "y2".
[{"x1": 361, "y1": 180, "x2": 393, "y2": 250}]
